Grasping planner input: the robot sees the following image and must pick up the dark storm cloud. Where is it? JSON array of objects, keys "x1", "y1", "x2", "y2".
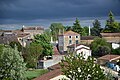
[{"x1": 0, "y1": 0, "x2": 120, "y2": 23}]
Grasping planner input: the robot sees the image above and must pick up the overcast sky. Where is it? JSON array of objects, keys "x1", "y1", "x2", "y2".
[{"x1": 0, "y1": 0, "x2": 120, "y2": 24}]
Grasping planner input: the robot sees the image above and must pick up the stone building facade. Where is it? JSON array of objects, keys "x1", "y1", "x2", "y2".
[
  {"x1": 21, "y1": 26, "x2": 44, "y2": 38},
  {"x1": 58, "y1": 30, "x2": 80, "y2": 53},
  {"x1": 101, "y1": 33, "x2": 120, "y2": 43}
]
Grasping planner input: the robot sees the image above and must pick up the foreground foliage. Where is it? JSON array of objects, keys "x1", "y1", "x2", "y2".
[
  {"x1": 0, "y1": 46, "x2": 26, "y2": 80},
  {"x1": 60, "y1": 54, "x2": 106, "y2": 80}
]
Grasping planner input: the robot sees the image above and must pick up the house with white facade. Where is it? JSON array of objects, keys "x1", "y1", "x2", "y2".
[{"x1": 68, "y1": 44, "x2": 91, "y2": 60}]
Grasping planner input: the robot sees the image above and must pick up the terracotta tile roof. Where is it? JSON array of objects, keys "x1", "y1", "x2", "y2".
[
  {"x1": 2, "y1": 30, "x2": 13, "y2": 32},
  {"x1": 101, "y1": 33, "x2": 120, "y2": 37},
  {"x1": 98, "y1": 54, "x2": 120, "y2": 61},
  {"x1": 17, "y1": 33, "x2": 30, "y2": 37},
  {"x1": 68, "y1": 44, "x2": 90, "y2": 50},
  {"x1": 0, "y1": 35, "x2": 18, "y2": 44},
  {"x1": 67, "y1": 44, "x2": 81, "y2": 48},
  {"x1": 76, "y1": 47, "x2": 90, "y2": 51},
  {"x1": 59, "y1": 30, "x2": 79, "y2": 36},
  {"x1": 34, "y1": 64, "x2": 62, "y2": 80},
  {"x1": 22, "y1": 27, "x2": 44, "y2": 30},
  {"x1": 81, "y1": 36, "x2": 97, "y2": 40}
]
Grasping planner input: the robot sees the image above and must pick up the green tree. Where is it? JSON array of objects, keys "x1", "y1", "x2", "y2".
[
  {"x1": 25, "y1": 43, "x2": 43, "y2": 68},
  {"x1": 0, "y1": 44, "x2": 4, "y2": 55},
  {"x1": 9, "y1": 41, "x2": 22, "y2": 52},
  {"x1": 0, "y1": 46, "x2": 26, "y2": 80},
  {"x1": 91, "y1": 19, "x2": 102, "y2": 36},
  {"x1": 91, "y1": 37, "x2": 111, "y2": 57},
  {"x1": 50, "y1": 23, "x2": 64, "y2": 41},
  {"x1": 64, "y1": 26, "x2": 72, "y2": 31},
  {"x1": 60, "y1": 54, "x2": 106, "y2": 80},
  {"x1": 44, "y1": 29, "x2": 52, "y2": 41},
  {"x1": 111, "y1": 47, "x2": 120, "y2": 55},
  {"x1": 103, "y1": 11, "x2": 120, "y2": 32},
  {"x1": 82, "y1": 26, "x2": 89, "y2": 36},
  {"x1": 34, "y1": 34, "x2": 53, "y2": 57},
  {"x1": 72, "y1": 18, "x2": 83, "y2": 34}
]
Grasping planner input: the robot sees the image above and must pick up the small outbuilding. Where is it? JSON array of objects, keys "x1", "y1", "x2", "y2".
[{"x1": 97, "y1": 54, "x2": 120, "y2": 65}]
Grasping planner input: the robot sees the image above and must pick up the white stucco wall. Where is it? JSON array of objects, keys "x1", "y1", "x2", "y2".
[
  {"x1": 50, "y1": 75, "x2": 70, "y2": 80},
  {"x1": 112, "y1": 43, "x2": 120, "y2": 49},
  {"x1": 76, "y1": 48, "x2": 91, "y2": 60},
  {"x1": 75, "y1": 45, "x2": 90, "y2": 50}
]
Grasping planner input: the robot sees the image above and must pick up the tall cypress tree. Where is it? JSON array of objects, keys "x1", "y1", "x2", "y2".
[
  {"x1": 104, "y1": 11, "x2": 120, "y2": 32},
  {"x1": 91, "y1": 19, "x2": 102, "y2": 36},
  {"x1": 72, "y1": 18, "x2": 83, "y2": 34}
]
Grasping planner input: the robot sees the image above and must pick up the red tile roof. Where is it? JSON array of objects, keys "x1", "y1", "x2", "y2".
[
  {"x1": 22, "y1": 27, "x2": 44, "y2": 30},
  {"x1": 59, "y1": 30, "x2": 79, "y2": 36},
  {"x1": 101, "y1": 33, "x2": 120, "y2": 37},
  {"x1": 76, "y1": 47, "x2": 90, "y2": 51},
  {"x1": 17, "y1": 33, "x2": 30, "y2": 37},
  {"x1": 67, "y1": 44, "x2": 81, "y2": 48},
  {"x1": 34, "y1": 64, "x2": 62, "y2": 80},
  {"x1": 98, "y1": 54, "x2": 120, "y2": 61},
  {"x1": 81, "y1": 36, "x2": 97, "y2": 40},
  {"x1": 0, "y1": 35, "x2": 18, "y2": 44}
]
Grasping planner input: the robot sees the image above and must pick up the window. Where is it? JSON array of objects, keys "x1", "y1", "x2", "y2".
[
  {"x1": 69, "y1": 36, "x2": 71, "y2": 38},
  {"x1": 69, "y1": 40, "x2": 72, "y2": 44},
  {"x1": 76, "y1": 36, "x2": 78, "y2": 38},
  {"x1": 76, "y1": 40, "x2": 79, "y2": 44}
]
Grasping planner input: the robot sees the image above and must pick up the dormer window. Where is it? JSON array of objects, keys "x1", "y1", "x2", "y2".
[{"x1": 69, "y1": 36, "x2": 71, "y2": 38}]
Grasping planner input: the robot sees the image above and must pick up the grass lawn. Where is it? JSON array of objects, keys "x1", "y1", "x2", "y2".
[{"x1": 25, "y1": 69, "x2": 48, "y2": 80}]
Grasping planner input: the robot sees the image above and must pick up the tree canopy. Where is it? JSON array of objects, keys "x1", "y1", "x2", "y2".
[
  {"x1": 82, "y1": 26, "x2": 89, "y2": 36},
  {"x1": 50, "y1": 23, "x2": 64, "y2": 41},
  {"x1": 64, "y1": 26, "x2": 72, "y2": 31},
  {"x1": 60, "y1": 54, "x2": 106, "y2": 80},
  {"x1": 103, "y1": 11, "x2": 120, "y2": 32},
  {"x1": 0, "y1": 46, "x2": 26, "y2": 80},
  {"x1": 25, "y1": 43, "x2": 43, "y2": 68},
  {"x1": 34, "y1": 34, "x2": 53, "y2": 56},
  {"x1": 91, "y1": 37, "x2": 111, "y2": 57},
  {"x1": 91, "y1": 19, "x2": 102, "y2": 36},
  {"x1": 24, "y1": 33, "x2": 53, "y2": 68},
  {"x1": 9, "y1": 41, "x2": 22, "y2": 52},
  {"x1": 72, "y1": 18, "x2": 83, "y2": 34}
]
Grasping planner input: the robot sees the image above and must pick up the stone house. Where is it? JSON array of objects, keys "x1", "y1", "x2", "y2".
[
  {"x1": 58, "y1": 30, "x2": 80, "y2": 53},
  {"x1": 21, "y1": 26, "x2": 44, "y2": 38},
  {"x1": 101, "y1": 33, "x2": 120, "y2": 43},
  {"x1": 97, "y1": 54, "x2": 120, "y2": 65},
  {"x1": 17, "y1": 32, "x2": 31, "y2": 47},
  {"x1": 80, "y1": 36, "x2": 97, "y2": 45}
]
